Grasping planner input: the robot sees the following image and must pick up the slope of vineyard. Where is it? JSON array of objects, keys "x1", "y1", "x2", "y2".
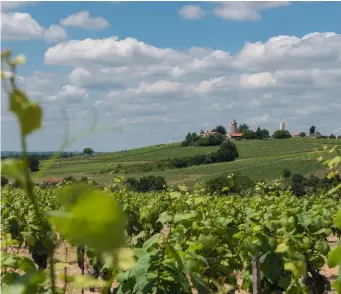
[{"x1": 36, "y1": 138, "x2": 341, "y2": 186}]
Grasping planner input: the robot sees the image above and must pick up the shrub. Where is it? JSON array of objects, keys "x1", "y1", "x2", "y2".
[
  {"x1": 195, "y1": 134, "x2": 224, "y2": 146},
  {"x1": 282, "y1": 169, "x2": 292, "y2": 179},
  {"x1": 272, "y1": 130, "x2": 291, "y2": 139},
  {"x1": 63, "y1": 176, "x2": 76, "y2": 182},
  {"x1": 171, "y1": 158, "x2": 188, "y2": 168},
  {"x1": 125, "y1": 176, "x2": 167, "y2": 192},
  {"x1": 243, "y1": 130, "x2": 256, "y2": 139},
  {"x1": 182, "y1": 132, "x2": 200, "y2": 146},
  {"x1": 212, "y1": 141, "x2": 239, "y2": 163},
  {"x1": 187, "y1": 154, "x2": 207, "y2": 166},
  {"x1": 206, "y1": 174, "x2": 255, "y2": 195},
  {"x1": 291, "y1": 173, "x2": 306, "y2": 196}
]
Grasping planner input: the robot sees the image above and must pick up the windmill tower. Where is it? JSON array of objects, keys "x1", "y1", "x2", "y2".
[{"x1": 280, "y1": 118, "x2": 285, "y2": 131}]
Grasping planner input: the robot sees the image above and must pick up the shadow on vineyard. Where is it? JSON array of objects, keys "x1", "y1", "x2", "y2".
[{"x1": 1, "y1": 50, "x2": 341, "y2": 294}]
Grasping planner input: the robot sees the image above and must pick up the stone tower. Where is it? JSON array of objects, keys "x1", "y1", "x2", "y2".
[{"x1": 230, "y1": 119, "x2": 238, "y2": 135}]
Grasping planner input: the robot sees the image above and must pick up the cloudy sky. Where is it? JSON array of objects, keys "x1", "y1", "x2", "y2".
[{"x1": 1, "y1": 1, "x2": 341, "y2": 152}]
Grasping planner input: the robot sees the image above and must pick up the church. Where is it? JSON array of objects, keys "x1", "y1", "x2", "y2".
[{"x1": 227, "y1": 119, "x2": 243, "y2": 139}]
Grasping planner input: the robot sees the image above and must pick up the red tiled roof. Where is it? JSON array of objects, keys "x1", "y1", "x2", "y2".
[
  {"x1": 231, "y1": 133, "x2": 243, "y2": 137},
  {"x1": 42, "y1": 178, "x2": 63, "y2": 183}
]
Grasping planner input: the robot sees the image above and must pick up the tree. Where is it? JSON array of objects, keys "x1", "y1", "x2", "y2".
[
  {"x1": 299, "y1": 132, "x2": 306, "y2": 138},
  {"x1": 211, "y1": 125, "x2": 227, "y2": 135},
  {"x1": 272, "y1": 130, "x2": 291, "y2": 139},
  {"x1": 243, "y1": 129, "x2": 256, "y2": 140},
  {"x1": 83, "y1": 148, "x2": 95, "y2": 156},
  {"x1": 309, "y1": 125, "x2": 316, "y2": 135},
  {"x1": 255, "y1": 127, "x2": 262, "y2": 139},
  {"x1": 29, "y1": 156, "x2": 40, "y2": 172},
  {"x1": 182, "y1": 132, "x2": 200, "y2": 147},
  {"x1": 195, "y1": 134, "x2": 224, "y2": 146},
  {"x1": 260, "y1": 128, "x2": 270, "y2": 139},
  {"x1": 238, "y1": 123, "x2": 249, "y2": 133},
  {"x1": 212, "y1": 141, "x2": 239, "y2": 162},
  {"x1": 330, "y1": 133, "x2": 336, "y2": 139}
]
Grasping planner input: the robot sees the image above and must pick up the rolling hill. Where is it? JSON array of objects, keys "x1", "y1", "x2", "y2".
[{"x1": 34, "y1": 138, "x2": 341, "y2": 187}]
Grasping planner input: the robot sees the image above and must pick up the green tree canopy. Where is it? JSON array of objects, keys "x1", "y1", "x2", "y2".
[
  {"x1": 211, "y1": 125, "x2": 227, "y2": 135},
  {"x1": 309, "y1": 125, "x2": 316, "y2": 135},
  {"x1": 83, "y1": 147, "x2": 95, "y2": 156},
  {"x1": 272, "y1": 130, "x2": 291, "y2": 139},
  {"x1": 238, "y1": 123, "x2": 249, "y2": 133},
  {"x1": 243, "y1": 129, "x2": 256, "y2": 140}
]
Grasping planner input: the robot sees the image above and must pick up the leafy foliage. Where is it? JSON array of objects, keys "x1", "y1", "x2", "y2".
[
  {"x1": 126, "y1": 175, "x2": 167, "y2": 192},
  {"x1": 273, "y1": 130, "x2": 292, "y2": 139},
  {"x1": 211, "y1": 125, "x2": 227, "y2": 135},
  {"x1": 310, "y1": 125, "x2": 316, "y2": 135},
  {"x1": 83, "y1": 147, "x2": 95, "y2": 156}
]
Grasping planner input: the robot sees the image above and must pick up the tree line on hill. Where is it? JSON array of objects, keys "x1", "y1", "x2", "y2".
[
  {"x1": 182, "y1": 123, "x2": 341, "y2": 146},
  {"x1": 111, "y1": 140, "x2": 240, "y2": 174}
]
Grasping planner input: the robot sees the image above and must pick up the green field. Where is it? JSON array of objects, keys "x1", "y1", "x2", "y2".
[{"x1": 35, "y1": 138, "x2": 341, "y2": 186}]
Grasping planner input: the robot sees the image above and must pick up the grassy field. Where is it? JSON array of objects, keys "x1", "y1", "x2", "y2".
[{"x1": 35, "y1": 138, "x2": 341, "y2": 186}]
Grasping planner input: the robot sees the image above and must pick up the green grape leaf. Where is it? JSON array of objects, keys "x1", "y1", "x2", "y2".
[
  {"x1": 142, "y1": 233, "x2": 160, "y2": 251},
  {"x1": 189, "y1": 274, "x2": 211, "y2": 294},
  {"x1": 166, "y1": 244, "x2": 183, "y2": 270},
  {"x1": 48, "y1": 188, "x2": 126, "y2": 253},
  {"x1": 334, "y1": 210, "x2": 341, "y2": 229},
  {"x1": 157, "y1": 211, "x2": 173, "y2": 225},
  {"x1": 55, "y1": 183, "x2": 95, "y2": 208},
  {"x1": 9, "y1": 89, "x2": 42, "y2": 136},
  {"x1": 21, "y1": 232, "x2": 35, "y2": 247},
  {"x1": 284, "y1": 260, "x2": 306, "y2": 278},
  {"x1": 328, "y1": 246, "x2": 341, "y2": 268},
  {"x1": 73, "y1": 275, "x2": 109, "y2": 289}
]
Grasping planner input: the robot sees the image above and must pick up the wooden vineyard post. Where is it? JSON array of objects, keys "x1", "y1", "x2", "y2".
[{"x1": 252, "y1": 253, "x2": 261, "y2": 294}]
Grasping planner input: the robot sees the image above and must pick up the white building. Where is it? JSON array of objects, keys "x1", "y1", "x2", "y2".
[{"x1": 280, "y1": 119, "x2": 285, "y2": 131}]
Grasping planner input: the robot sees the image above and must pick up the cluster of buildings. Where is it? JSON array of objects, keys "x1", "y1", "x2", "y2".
[{"x1": 200, "y1": 119, "x2": 243, "y2": 139}]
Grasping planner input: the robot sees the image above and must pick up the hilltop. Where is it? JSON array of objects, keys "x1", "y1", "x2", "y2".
[{"x1": 34, "y1": 138, "x2": 341, "y2": 187}]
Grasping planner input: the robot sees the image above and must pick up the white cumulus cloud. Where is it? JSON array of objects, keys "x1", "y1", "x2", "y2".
[
  {"x1": 44, "y1": 25, "x2": 68, "y2": 42},
  {"x1": 213, "y1": 1, "x2": 291, "y2": 21},
  {"x1": 178, "y1": 5, "x2": 206, "y2": 20},
  {"x1": 60, "y1": 10, "x2": 109, "y2": 30},
  {"x1": 47, "y1": 85, "x2": 89, "y2": 104},
  {"x1": 1, "y1": 12, "x2": 44, "y2": 40}
]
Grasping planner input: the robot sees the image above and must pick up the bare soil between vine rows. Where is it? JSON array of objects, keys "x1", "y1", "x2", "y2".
[{"x1": 3, "y1": 234, "x2": 339, "y2": 293}]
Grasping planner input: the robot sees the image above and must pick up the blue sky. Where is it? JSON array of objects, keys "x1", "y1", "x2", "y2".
[{"x1": 1, "y1": 1, "x2": 341, "y2": 152}]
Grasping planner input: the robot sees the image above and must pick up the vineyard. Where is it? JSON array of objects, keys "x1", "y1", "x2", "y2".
[
  {"x1": 1, "y1": 51, "x2": 341, "y2": 294},
  {"x1": 36, "y1": 139, "x2": 341, "y2": 187},
  {"x1": 1, "y1": 178, "x2": 341, "y2": 293}
]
